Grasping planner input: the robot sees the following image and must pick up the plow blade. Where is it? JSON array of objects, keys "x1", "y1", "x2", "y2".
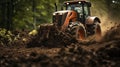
[{"x1": 27, "y1": 24, "x2": 76, "y2": 47}]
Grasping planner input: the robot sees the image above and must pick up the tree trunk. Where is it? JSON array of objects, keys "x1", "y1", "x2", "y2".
[
  {"x1": 0, "y1": 0, "x2": 14, "y2": 30},
  {"x1": 1, "y1": 0, "x2": 7, "y2": 29},
  {"x1": 7, "y1": 0, "x2": 14, "y2": 30}
]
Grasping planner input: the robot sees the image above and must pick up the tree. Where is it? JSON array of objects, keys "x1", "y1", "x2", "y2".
[
  {"x1": 0, "y1": 0, "x2": 14, "y2": 30},
  {"x1": 0, "y1": 0, "x2": 120, "y2": 30}
]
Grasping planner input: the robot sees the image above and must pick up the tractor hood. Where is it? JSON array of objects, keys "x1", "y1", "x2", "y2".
[
  {"x1": 52, "y1": 10, "x2": 78, "y2": 31},
  {"x1": 53, "y1": 10, "x2": 71, "y2": 15}
]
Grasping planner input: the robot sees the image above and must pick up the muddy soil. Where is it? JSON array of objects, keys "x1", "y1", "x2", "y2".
[{"x1": 0, "y1": 24, "x2": 120, "y2": 67}]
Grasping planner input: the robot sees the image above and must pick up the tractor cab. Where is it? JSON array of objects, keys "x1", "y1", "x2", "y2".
[{"x1": 64, "y1": 1, "x2": 91, "y2": 23}]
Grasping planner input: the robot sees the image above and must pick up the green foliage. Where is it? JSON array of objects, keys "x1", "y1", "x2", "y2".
[
  {"x1": 0, "y1": 28, "x2": 13, "y2": 45},
  {"x1": 0, "y1": 0, "x2": 120, "y2": 30},
  {"x1": 11, "y1": 0, "x2": 58, "y2": 30},
  {"x1": 90, "y1": 0, "x2": 120, "y2": 21}
]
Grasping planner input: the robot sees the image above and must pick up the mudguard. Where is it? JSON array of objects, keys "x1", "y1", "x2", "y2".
[{"x1": 86, "y1": 16, "x2": 101, "y2": 24}]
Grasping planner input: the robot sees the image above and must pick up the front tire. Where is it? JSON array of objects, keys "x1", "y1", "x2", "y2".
[{"x1": 70, "y1": 23, "x2": 86, "y2": 41}]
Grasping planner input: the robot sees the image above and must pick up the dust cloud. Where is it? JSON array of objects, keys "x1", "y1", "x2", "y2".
[{"x1": 91, "y1": 1, "x2": 118, "y2": 36}]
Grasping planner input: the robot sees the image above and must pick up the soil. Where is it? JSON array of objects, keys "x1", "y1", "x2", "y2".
[{"x1": 0, "y1": 24, "x2": 120, "y2": 67}]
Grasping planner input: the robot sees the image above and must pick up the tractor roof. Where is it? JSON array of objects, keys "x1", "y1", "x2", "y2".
[{"x1": 64, "y1": 0, "x2": 88, "y2": 4}]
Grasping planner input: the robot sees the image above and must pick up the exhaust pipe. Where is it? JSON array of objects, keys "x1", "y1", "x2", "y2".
[{"x1": 54, "y1": 3, "x2": 57, "y2": 11}]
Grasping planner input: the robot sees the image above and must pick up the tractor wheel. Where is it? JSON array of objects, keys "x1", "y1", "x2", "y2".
[
  {"x1": 70, "y1": 23, "x2": 86, "y2": 41},
  {"x1": 94, "y1": 22, "x2": 102, "y2": 41}
]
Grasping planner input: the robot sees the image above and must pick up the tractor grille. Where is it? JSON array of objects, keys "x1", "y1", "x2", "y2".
[
  {"x1": 53, "y1": 12, "x2": 68, "y2": 26},
  {"x1": 57, "y1": 15, "x2": 62, "y2": 26}
]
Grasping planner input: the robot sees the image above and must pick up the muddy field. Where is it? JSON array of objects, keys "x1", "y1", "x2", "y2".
[{"x1": 0, "y1": 24, "x2": 120, "y2": 67}]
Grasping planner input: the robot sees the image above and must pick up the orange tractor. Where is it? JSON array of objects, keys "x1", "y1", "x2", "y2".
[
  {"x1": 52, "y1": 0, "x2": 102, "y2": 41},
  {"x1": 40, "y1": 0, "x2": 101, "y2": 41}
]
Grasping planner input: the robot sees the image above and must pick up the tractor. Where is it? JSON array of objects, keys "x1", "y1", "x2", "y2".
[{"x1": 52, "y1": 0, "x2": 102, "y2": 41}]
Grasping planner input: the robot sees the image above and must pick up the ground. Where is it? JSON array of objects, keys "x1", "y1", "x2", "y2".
[{"x1": 0, "y1": 24, "x2": 120, "y2": 67}]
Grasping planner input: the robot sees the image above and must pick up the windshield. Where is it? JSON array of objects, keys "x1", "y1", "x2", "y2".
[
  {"x1": 67, "y1": 4, "x2": 82, "y2": 14},
  {"x1": 84, "y1": 4, "x2": 89, "y2": 18},
  {"x1": 66, "y1": 4, "x2": 89, "y2": 18}
]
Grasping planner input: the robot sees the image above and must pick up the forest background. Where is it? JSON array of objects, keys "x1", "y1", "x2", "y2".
[{"x1": 0, "y1": 0, "x2": 120, "y2": 30}]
